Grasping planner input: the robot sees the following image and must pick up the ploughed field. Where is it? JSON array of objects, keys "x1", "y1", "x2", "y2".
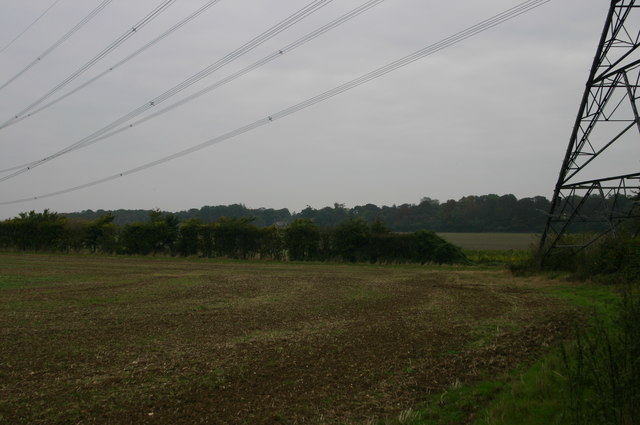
[{"x1": 0, "y1": 254, "x2": 573, "y2": 424}]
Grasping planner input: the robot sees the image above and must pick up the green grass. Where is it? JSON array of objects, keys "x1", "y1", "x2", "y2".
[
  {"x1": 473, "y1": 351, "x2": 571, "y2": 425},
  {"x1": 437, "y1": 233, "x2": 538, "y2": 250},
  {"x1": 383, "y1": 380, "x2": 505, "y2": 424},
  {"x1": 379, "y1": 282, "x2": 625, "y2": 425},
  {"x1": 464, "y1": 249, "x2": 531, "y2": 266},
  {"x1": 543, "y1": 284, "x2": 622, "y2": 320},
  {"x1": 374, "y1": 357, "x2": 569, "y2": 425},
  {"x1": 472, "y1": 283, "x2": 625, "y2": 425}
]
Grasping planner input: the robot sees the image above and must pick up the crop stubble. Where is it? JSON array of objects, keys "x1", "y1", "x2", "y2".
[{"x1": 0, "y1": 254, "x2": 573, "y2": 424}]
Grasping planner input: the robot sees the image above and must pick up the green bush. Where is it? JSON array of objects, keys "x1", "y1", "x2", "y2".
[
  {"x1": 585, "y1": 236, "x2": 640, "y2": 282},
  {"x1": 284, "y1": 219, "x2": 320, "y2": 261},
  {"x1": 413, "y1": 230, "x2": 468, "y2": 265},
  {"x1": 333, "y1": 217, "x2": 370, "y2": 262},
  {"x1": 521, "y1": 234, "x2": 640, "y2": 283},
  {"x1": 0, "y1": 209, "x2": 469, "y2": 265}
]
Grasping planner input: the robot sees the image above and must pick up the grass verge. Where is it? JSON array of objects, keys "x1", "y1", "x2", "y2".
[{"x1": 379, "y1": 282, "x2": 629, "y2": 425}]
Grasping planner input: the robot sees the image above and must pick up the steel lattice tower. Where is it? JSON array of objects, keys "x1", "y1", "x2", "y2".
[{"x1": 539, "y1": 0, "x2": 640, "y2": 260}]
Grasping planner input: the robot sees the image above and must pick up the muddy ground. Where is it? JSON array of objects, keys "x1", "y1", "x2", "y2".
[{"x1": 0, "y1": 254, "x2": 575, "y2": 424}]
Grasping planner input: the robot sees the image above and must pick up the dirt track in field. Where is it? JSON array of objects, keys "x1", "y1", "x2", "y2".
[{"x1": 0, "y1": 254, "x2": 574, "y2": 424}]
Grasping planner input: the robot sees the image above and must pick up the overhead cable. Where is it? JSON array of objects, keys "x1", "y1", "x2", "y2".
[
  {"x1": 0, "y1": 0, "x2": 551, "y2": 205},
  {"x1": 0, "y1": 0, "x2": 335, "y2": 177},
  {"x1": 0, "y1": 0, "x2": 384, "y2": 174},
  {"x1": 2, "y1": 0, "x2": 225, "y2": 130},
  {"x1": 0, "y1": 0, "x2": 176, "y2": 127},
  {"x1": 0, "y1": 0, "x2": 65, "y2": 55},
  {"x1": 90, "y1": 0, "x2": 389, "y2": 148},
  {"x1": 0, "y1": 0, "x2": 113, "y2": 93}
]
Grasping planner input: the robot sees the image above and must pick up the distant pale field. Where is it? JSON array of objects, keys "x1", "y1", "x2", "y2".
[{"x1": 437, "y1": 233, "x2": 538, "y2": 250}]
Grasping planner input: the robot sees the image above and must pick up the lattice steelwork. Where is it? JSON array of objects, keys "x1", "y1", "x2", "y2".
[{"x1": 540, "y1": 0, "x2": 640, "y2": 260}]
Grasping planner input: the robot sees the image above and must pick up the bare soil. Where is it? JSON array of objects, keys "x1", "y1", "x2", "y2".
[{"x1": 0, "y1": 254, "x2": 575, "y2": 424}]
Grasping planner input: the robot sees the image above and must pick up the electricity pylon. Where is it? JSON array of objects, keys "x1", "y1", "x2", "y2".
[{"x1": 539, "y1": 0, "x2": 640, "y2": 261}]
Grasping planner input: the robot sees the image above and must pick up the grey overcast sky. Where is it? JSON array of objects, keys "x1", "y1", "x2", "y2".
[{"x1": 0, "y1": 0, "x2": 611, "y2": 218}]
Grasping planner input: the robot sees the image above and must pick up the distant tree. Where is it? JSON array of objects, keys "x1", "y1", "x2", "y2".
[
  {"x1": 313, "y1": 206, "x2": 342, "y2": 228},
  {"x1": 234, "y1": 219, "x2": 261, "y2": 259},
  {"x1": 297, "y1": 206, "x2": 317, "y2": 220},
  {"x1": 148, "y1": 209, "x2": 164, "y2": 224},
  {"x1": 333, "y1": 217, "x2": 370, "y2": 262},
  {"x1": 369, "y1": 219, "x2": 390, "y2": 263},
  {"x1": 200, "y1": 223, "x2": 215, "y2": 258},
  {"x1": 4, "y1": 210, "x2": 67, "y2": 251},
  {"x1": 390, "y1": 203, "x2": 419, "y2": 231},
  {"x1": 64, "y1": 218, "x2": 89, "y2": 252},
  {"x1": 120, "y1": 211, "x2": 179, "y2": 256},
  {"x1": 251, "y1": 208, "x2": 291, "y2": 227},
  {"x1": 352, "y1": 203, "x2": 383, "y2": 225},
  {"x1": 176, "y1": 218, "x2": 202, "y2": 257},
  {"x1": 83, "y1": 213, "x2": 117, "y2": 253},
  {"x1": 0, "y1": 221, "x2": 9, "y2": 248},
  {"x1": 371, "y1": 218, "x2": 390, "y2": 235},
  {"x1": 294, "y1": 203, "x2": 350, "y2": 228},
  {"x1": 212, "y1": 217, "x2": 260, "y2": 259},
  {"x1": 120, "y1": 223, "x2": 155, "y2": 255},
  {"x1": 150, "y1": 211, "x2": 179, "y2": 255},
  {"x1": 61, "y1": 193, "x2": 557, "y2": 234},
  {"x1": 259, "y1": 226, "x2": 284, "y2": 260},
  {"x1": 284, "y1": 219, "x2": 320, "y2": 261},
  {"x1": 318, "y1": 228, "x2": 334, "y2": 261}
]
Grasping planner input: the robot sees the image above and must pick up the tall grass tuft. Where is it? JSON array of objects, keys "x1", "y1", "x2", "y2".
[{"x1": 561, "y1": 289, "x2": 640, "y2": 425}]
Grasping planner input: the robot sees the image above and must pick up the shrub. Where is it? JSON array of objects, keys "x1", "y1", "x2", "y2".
[
  {"x1": 413, "y1": 230, "x2": 468, "y2": 265},
  {"x1": 333, "y1": 218, "x2": 370, "y2": 262},
  {"x1": 284, "y1": 219, "x2": 320, "y2": 261}
]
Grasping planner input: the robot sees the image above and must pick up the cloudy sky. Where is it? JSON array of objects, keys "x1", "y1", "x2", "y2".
[{"x1": 0, "y1": 0, "x2": 611, "y2": 218}]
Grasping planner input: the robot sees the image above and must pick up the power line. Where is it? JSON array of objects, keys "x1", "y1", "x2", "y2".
[
  {"x1": 0, "y1": 0, "x2": 176, "y2": 126},
  {"x1": 0, "y1": 0, "x2": 65, "y2": 55},
  {"x1": 0, "y1": 0, "x2": 385, "y2": 174},
  {"x1": 0, "y1": 0, "x2": 551, "y2": 205},
  {"x1": 1, "y1": 0, "x2": 225, "y2": 130},
  {"x1": 0, "y1": 0, "x2": 113, "y2": 93},
  {"x1": 0, "y1": 0, "x2": 335, "y2": 177},
  {"x1": 100, "y1": 0, "x2": 389, "y2": 144}
]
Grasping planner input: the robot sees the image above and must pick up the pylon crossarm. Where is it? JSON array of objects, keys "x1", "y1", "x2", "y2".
[
  {"x1": 565, "y1": 121, "x2": 635, "y2": 182},
  {"x1": 594, "y1": 57, "x2": 640, "y2": 84}
]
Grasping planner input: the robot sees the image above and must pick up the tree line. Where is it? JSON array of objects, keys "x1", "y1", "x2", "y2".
[
  {"x1": 0, "y1": 209, "x2": 468, "y2": 265},
  {"x1": 63, "y1": 194, "x2": 552, "y2": 232},
  {"x1": 63, "y1": 193, "x2": 636, "y2": 233}
]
